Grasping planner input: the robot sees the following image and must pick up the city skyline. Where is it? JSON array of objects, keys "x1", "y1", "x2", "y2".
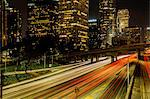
[
  {"x1": 8, "y1": 0, "x2": 149, "y2": 29},
  {"x1": 89, "y1": 0, "x2": 149, "y2": 27},
  {"x1": 2, "y1": 0, "x2": 149, "y2": 49},
  {"x1": 1, "y1": 1, "x2": 150, "y2": 98}
]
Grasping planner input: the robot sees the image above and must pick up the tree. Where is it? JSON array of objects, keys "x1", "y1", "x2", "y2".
[{"x1": 23, "y1": 33, "x2": 58, "y2": 67}]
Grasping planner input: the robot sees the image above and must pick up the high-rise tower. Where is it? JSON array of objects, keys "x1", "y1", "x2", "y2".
[
  {"x1": 117, "y1": 9, "x2": 129, "y2": 33},
  {"x1": 99, "y1": 0, "x2": 116, "y2": 47},
  {"x1": 27, "y1": 0, "x2": 58, "y2": 37},
  {"x1": 7, "y1": 8, "x2": 22, "y2": 47},
  {"x1": 58, "y1": 0, "x2": 89, "y2": 51}
]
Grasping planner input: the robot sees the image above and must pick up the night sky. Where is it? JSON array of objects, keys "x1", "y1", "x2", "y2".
[{"x1": 89, "y1": 0, "x2": 149, "y2": 27}]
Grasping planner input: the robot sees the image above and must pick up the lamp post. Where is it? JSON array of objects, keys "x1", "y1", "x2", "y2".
[
  {"x1": 50, "y1": 48, "x2": 53, "y2": 65},
  {"x1": 5, "y1": 54, "x2": 7, "y2": 72},
  {"x1": 127, "y1": 57, "x2": 130, "y2": 88},
  {"x1": 0, "y1": 71, "x2": 2, "y2": 99},
  {"x1": 4, "y1": 51, "x2": 8, "y2": 72}
]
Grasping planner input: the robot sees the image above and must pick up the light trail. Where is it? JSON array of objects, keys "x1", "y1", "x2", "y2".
[
  {"x1": 2, "y1": 54, "x2": 137, "y2": 99},
  {"x1": 37, "y1": 54, "x2": 136, "y2": 98}
]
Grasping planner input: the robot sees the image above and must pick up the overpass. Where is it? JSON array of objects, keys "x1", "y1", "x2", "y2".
[{"x1": 63, "y1": 43, "x2": 150, "y2": 62}]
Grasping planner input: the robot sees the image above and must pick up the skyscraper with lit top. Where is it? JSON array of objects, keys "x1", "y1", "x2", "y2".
[{"x1": 58, "y1": 0, "x2": 89, "y2": 51}]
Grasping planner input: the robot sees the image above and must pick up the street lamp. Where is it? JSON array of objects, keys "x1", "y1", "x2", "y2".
[
  {"x1": 50, "y1": 48, "x2": 53, "y2": 65},
  {"x1": 3, "y1": 50, "x2": 9, "y2": 72},
  {"x1": 127, "y1": 57, "x2": 130, "y2": 88},
  {"x1": 44, "y1": 53, "x2": 46, "y2": 68}
]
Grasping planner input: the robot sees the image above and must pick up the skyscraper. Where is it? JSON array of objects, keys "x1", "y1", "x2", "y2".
[
  {"x1": 117, "y1": 9, "x2": 129, "y2": 33},
  {"x1": 27, "y1": 0, "x2": 58, "y2": 37},
  {"x1": 7, "y1": 8, "x2": 22, "y2": 47},
  {"x1": 58, "y1": 0, "x2": 89, "y2": 51},
  {"x1": 88, "y1": 19, "x2": 101, "y2": 49},
  {"x1": 99, "y1": 0, "x2": 116, "y2": 47}
]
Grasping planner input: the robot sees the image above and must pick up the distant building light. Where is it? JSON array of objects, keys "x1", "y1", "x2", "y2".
[
  {"x1": 147, "y1": 27, "x2": 150, "y2": 30},
  {"x1": 88, "y1": 19, "x2": 97, "y2": 22},
  {"x1": 6, "y1": 7, "x2": 13, "y2": 10},
  {"x1": 89, "y1": 23, "x2": 97, "y2": 26},
  {"x1": 28, "y1": 3, "x2": 35, "y2": 6}
]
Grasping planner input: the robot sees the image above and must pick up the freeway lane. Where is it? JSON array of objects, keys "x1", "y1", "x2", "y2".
[
  {"x1": 2, "y1": 55, "x2": 135, "y2": 99},
  {"x1": 27, "y1": 54, "x2": 135, "y2": 99},
  {"x1": 131, "y1": 63, "x2": 150, "y2": 99},
  {"x1": 3, "y1": 57, "x2": 108, "y2": 89},
  {"x1": 3, "y1": 57, "x2": 112, "y2": 98},
  {"x1": 130, "y1": 50, "x2": 150, "y2": 99},
  {"x1": 81, "y1": 64, "x2": 136, "y2": 99}
]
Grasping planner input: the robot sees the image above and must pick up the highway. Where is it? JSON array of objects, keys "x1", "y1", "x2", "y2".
[
  {"x1": 131, "y1": 62, "x2": 150, "y2": 99},
  {"x1": 2, "y1": 57, "x2": 111, "y2": 98},
  {"x1": 2, "y1": 54, "x2": 135, "y2": 99},
  {"x1": 80, "y1": 64, "x2": 136, "y2": 99},
  {"x1": 3, "y1": 57, "x2": 108, "y2": 88},
  {"x1": 127, "y1": 49, "x2": 150, "y2": 99}
]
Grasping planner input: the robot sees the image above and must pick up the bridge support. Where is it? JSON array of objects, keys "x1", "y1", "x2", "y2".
[
  {"x1": 81, "y1": 56, "x2": 84, "y2": 62},
  {"x1": 115, "y1": 55, "x2": 117, "y2": 61},
  {"x1": 84, "y1": 55, "x2": 88, "y2": 61},
  {"x1": 96, "y1": 55, "x2": 99, "y2": 62},
  {"x1": 137, "y1": 49, "x2": 142, "y2": 60},
  {"x1": 91, "y1": 56, "x2": 94, "y2": 63},
  {"x1": 111, "y1": 56, "x2": 115, "y2": 62},
  {"x1": 74, "y1": 56, "x2": 77, "y2": 63}
]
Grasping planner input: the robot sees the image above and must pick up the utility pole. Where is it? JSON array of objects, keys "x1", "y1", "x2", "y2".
[
  {"x1": 5, "y1": 54, "x2": 7, "y2": 72},
  {"x1": 0, "y1": 0, "x2": 2, "y2": 49},
  {"x1": 127, "y1": 58, "x2": 130, "y2": 88},
  {"x1": 0, "y1": 71, "x2": 2, "y2": 99}
]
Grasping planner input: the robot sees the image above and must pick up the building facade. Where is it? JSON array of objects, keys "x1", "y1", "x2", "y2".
[
  {"x1": 99, "y1": 0, "x2": 116, "y2": 47},
  {"x1": 58, "y1": 0, "x2": 89, "y2": 51},
  {"x1": 1, "y1": 0, "x2": 8, "y2": 48},
  {"x1": 1, "y1": 0, "x2": 22, "y2": 49},
  {"x1": 88, "y1": 19, "x2": 101, "y2": 49},
  {"x1": 113, "y1": 27, "x2": 141, "y2": 46},
  {"x1": 145, "y1": 27, "x2": 150, "y2": 43},
  {"x1": 117, "y1": 9, "x2": 129, "y2": 33},
  {"x1": 7, "y1": 8, "x2": 22, "y2": 48},
  {"x1": 27, "y1": 0, "x2": 58, "y2": 37}
]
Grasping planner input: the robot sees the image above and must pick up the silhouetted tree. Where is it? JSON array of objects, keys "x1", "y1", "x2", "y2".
[{"x1": 23, "y1": 33, "x2": 58, "y2": 66}]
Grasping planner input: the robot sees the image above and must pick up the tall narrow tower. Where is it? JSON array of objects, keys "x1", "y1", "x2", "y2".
[
  {"x1": 59, "y1": 0, "x2": 89, "y2": 51},
  {"x1": 99, "y1": 0, "x2": 116, "y2": 47}
]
